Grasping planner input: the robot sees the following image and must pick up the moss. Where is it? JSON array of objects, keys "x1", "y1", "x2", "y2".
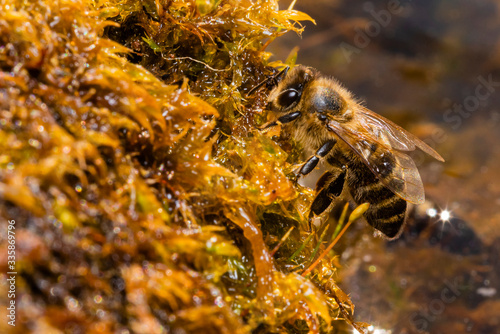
[{"x1": 0, "y1": 0, "x2": 366, "y2": 333}]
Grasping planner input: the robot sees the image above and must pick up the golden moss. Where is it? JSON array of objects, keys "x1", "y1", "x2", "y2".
[{"x1": 0, "y1": 0, "x2": 367, "y2": 333}]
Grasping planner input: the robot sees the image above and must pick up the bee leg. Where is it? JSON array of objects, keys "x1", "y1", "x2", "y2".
[
  {"x1": 308, "y1": 168, "x2": 346, "y2": 228},
  {"x1": 278, "y1": 111, "x2": 302, "y2": 124},
  {"x1": 299, "y1": 139, "x2": 337, "y2": 176},
  {"x1": 309, "y1": 171, "x2": 336, "y2": 216},
  {"x1": 259, "y1": 111, "x2": 302, "y2": 130}
]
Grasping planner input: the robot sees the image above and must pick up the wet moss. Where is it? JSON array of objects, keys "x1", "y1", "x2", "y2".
[{"x1": 0, "y1": 0, "x2": 366, "y2": 333}]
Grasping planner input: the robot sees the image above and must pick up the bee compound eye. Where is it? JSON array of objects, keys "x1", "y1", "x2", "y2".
[{"x1": 278, "y1": 89, "x2": 300, "y2": 109}]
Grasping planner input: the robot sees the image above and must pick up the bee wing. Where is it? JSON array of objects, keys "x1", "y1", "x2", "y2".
[
  {"x1": 325, "y1": 107, "x2": 442, "y2": 205},
  {"x1": 356, "y1": 106, "x2": 444, "y2": 161}
]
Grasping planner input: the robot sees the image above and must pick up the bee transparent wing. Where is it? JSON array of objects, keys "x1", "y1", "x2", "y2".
[
  {"x1": 326, "y1": 107, "x2": 442, "y2": 204},
  {"x1": 356, "y1": 107, "x2": 444, "y2": 161}
]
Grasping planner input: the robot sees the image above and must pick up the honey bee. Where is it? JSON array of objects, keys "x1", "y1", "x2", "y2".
[{"x1": 261, "y1": 65, "x2": 444, "y2": 239}]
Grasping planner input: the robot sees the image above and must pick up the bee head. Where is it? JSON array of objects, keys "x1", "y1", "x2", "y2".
[{"x1": 267, "y1": 65, "x2": 317, "y2": 113}]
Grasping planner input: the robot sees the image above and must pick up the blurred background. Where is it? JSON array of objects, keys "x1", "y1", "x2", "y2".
[{"x1": 270, "y1": 0, "x2": 500, "y2": 333}]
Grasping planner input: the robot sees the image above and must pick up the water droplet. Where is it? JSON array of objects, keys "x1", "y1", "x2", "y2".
[
  {"x1": 426, "y1": 208, "x2": 438, "y2": 218},
  {"x1": 94, "y1": 294, "x2": 103, "y2": 304}
]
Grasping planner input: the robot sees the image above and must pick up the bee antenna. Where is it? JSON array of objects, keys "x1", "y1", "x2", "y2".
[{"x1": 246, "y1": 66, "x2": 290, "y2": 97}]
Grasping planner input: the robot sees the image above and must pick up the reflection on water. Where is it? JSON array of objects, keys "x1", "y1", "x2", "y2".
[{"x1": 271, "y1": 0, "x2": 500, "y2": 332}]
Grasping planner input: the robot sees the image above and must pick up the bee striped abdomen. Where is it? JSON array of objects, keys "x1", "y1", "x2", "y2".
[{"x1": 347, "y1": 160, "x2": 407, "y2": 238}]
